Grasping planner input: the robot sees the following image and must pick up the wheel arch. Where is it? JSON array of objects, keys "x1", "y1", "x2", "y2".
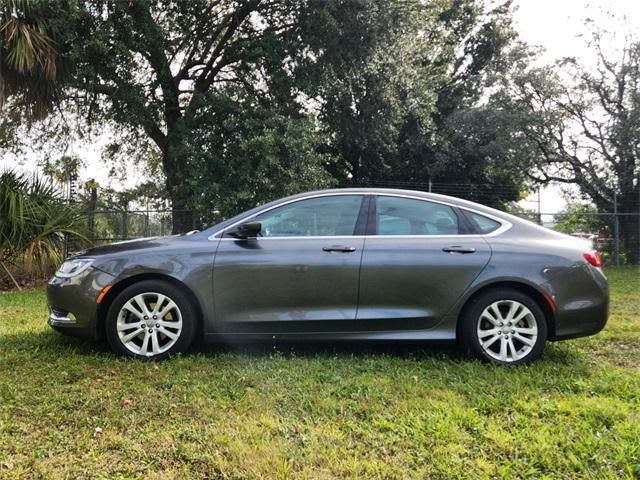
[
  {"x1": 456, "y1": 280, "x2": 556, "y2": 340},
  {"x1": 96, "y1": 273, "x2": 204, "y2": 340}
]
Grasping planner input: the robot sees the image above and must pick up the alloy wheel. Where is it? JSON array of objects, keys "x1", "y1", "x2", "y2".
[
  {"x1": 476, "y1": 299, "x2": 538, "y2": 363},
  {"x1": 116, "y1": 292, "x2": 183, "y2": 357}
]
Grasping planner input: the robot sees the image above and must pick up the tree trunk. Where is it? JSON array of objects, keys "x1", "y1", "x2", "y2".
[
  {"x1": 169, "y1": 193, "x2": 194, "y2": 235},
  {"x1": 162, "y1": 142, "x2": 194, "y2": 235}
]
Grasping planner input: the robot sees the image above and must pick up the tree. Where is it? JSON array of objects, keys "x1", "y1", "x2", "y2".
[
  {"x1": 41, "y1": 154, "x2": 84, "y2": 201},
  {"x1": 185, "y1": 90, "x2": 335, "y2": 223},
  {"x1": 288, "y1": 0, "x2": 531, "y2": 207},
  {"x1": 2, "y1": 0, "x2": 534, "y2": 228},
  {"x1": 494, "y1": 24, "x2": 640, "y2": 262},
  {"x1": 2, "y1": 0, "x2": 305, "y2": 232}
]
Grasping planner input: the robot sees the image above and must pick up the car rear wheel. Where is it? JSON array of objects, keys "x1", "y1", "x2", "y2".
[
  {"x1": 106, "y1": 280, "x2": 197, "y2": 360},
  {"x1": 458, "y1": 288, "x2": 547, "y2": 365}
]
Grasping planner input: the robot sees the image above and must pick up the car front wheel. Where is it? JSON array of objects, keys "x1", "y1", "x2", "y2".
[
  {"x1": 105, "y1": 280, "x2": 197, "y2": 360},
  {"x1": 459, "y1": 288, "x2": 547, "y2": 365}
]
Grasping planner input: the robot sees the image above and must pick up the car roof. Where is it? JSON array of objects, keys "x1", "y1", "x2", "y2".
[{"x1": 282, "y1": 187, "x2": 495, "y2": 212}]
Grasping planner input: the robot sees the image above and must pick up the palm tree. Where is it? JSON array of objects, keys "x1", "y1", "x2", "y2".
[
  {"x1": 0, "y1": 0, "x2": 59, "y2": 121},
  {"x1": 0, "y1": 169, "x2": 86, "y2": 290}
]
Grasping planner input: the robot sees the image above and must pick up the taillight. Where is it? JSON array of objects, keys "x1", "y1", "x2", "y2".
[{"x1": 583, "y1": 250, "x2": 603, "y2": 267}]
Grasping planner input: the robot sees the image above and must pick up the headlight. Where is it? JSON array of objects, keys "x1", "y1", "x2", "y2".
[{"x1": 55, "y1": 258, "x2": 95, "y2": 278}]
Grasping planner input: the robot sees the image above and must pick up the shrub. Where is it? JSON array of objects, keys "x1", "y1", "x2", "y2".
[{"x1": 0, "y1": 169, "x2": 85, "y2": 289}]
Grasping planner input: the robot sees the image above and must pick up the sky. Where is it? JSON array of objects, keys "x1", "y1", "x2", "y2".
[{"x1": 2, "y1": 0, "x2": 639, "y2": 215}]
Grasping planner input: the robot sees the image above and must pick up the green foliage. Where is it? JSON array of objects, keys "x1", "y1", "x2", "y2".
[
  {"x1": 0, "y1": 0, "x2": 66, "y2": 121},
  {"x1": 186, "y1": 93, "x2": 335, "y2": 223},
  {"x1": 2, "y1": 1, "x2": 544, "y2": 229},
  {"x1": 554, "y1": 203, "x2": 608, "y2": 235},
  {"x1": 288, "y1": 0, "x2": 529, "y2": 207},
  {"x1": 505, "y1": 202, "x2": 539, "y2": 223},
  {"x1": 0, "y1": 267, "x2": 638, "y2": 477},
  {"x1": 0, "y1": 169, "x2": 85, "y2": 280}
]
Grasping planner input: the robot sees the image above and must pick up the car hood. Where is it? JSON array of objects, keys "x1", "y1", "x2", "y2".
[{"x1": 71, "y1": 233, "x2": 205, "y2": 259}]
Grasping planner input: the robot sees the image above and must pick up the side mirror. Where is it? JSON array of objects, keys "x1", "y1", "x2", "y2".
[{"x1": 230, "y1": 221, "x2": 261, "y2": 239}]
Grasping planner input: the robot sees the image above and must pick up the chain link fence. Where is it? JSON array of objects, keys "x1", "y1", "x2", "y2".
[{"x1": 75, "y1": 183, "x2": 639, "y2": 266}]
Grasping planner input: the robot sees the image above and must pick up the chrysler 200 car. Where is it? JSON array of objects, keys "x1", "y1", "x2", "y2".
[{"x1": 47, "y1": 189, "x2": 609, "y2": 364}]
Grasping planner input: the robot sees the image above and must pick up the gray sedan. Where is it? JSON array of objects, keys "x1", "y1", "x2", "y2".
[{"x1": 47, "y1": 188, "x2": 609, "y2": 364}]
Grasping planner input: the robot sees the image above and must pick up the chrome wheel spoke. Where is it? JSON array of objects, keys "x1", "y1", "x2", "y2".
[
  {"x1": 512, "y1": 309, "x2": 530, "y2": 325},
  {"x1": 507, "y1": 338, "x2": 519, "y2": 360},
  {"x1": 133, "y1": 295, "x2": 151, "y2": 317},
  {"x1": 151, "y1": 330, "x2": 161, "y2": 355},
  {"x1": 122, "y1": 328, "x2": 143, "y2": 343},
  {"x1": 151, "y1": 294, "x2": 167, "y2": 315},
  {"x1": 158, "y1": 326, "x2": 179, "y2": 341},
  {"x1": 481, "y1": 311, "x2": 500, "y2": 326},
  {"x1": 513, "y1": 332, "x2": 535, "y2": 346},
  {"x1": 158, "y1": 299, "x2": 178, "y2": 319},
  {"x1": 478, "y1": 327, "x2": 500, "y2": 339},
  {"x1": 489, "y1": 303, "x2": 502, "y2": 322},
  {"x1": 505, "y1": 302, "x2": 519, "y2": 322},
  {"x1": 122, "y1": 301, "x2": 143, "y2": 319},
  {"x1": 499, "y1": 336, "x2": 508, "y2": 360},
  {"x1": 159, "y1": 319, "x2": 182, "y2": 329},
  {"x1": 140, "y1": 330, "x2": 151, "y2": 355},
  {"x1": 117, "y1": 321, "x2": 140, "y2": 332},
  {"x1": 482, "y1": 334, "x2": 501, "y2": 349},
  {"x1": 514, "y1": 326, "x2": 536, "y2": 335}
]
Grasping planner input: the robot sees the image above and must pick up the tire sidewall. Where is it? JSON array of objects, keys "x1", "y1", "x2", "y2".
[
  {"x1": 105, "y1": 280, "x2": 197, "y2": 360},
  {"x1": 460, "y1": 288, "x2": 548, "y2": 365}
]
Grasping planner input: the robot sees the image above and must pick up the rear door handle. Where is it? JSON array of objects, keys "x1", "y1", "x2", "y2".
[
  {"x1": 442, "y1": 246, "x2": 476, "y2": 254},
  {"x1": 323, "y1": 245, "x2": 356, "y2": 253}
]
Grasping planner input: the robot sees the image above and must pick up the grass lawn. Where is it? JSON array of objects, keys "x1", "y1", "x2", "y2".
[{"x1": 0, "y1": 268, "x2": 638, "y2": 479}]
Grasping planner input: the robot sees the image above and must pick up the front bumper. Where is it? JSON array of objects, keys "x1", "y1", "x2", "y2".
[{"x1": 47, "y1": 267, "x2": 115, "y2": 340}]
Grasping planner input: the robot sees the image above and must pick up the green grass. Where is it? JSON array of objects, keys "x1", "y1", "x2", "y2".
[{"x1": 0, "y1": 268, "x2": 638, "y2": 479}]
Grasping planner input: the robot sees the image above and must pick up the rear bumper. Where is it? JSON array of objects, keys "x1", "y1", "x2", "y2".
[
  {"x1": 547, "y1": 265, "x2": 609, "y2": 341},
  {"x1": 46, "y1": 267, "x2": 115, "y2": 340}
]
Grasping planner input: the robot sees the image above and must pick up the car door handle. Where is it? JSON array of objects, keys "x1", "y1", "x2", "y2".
[
  {"x1": 442, "y1": 246, "x2": 476, "y2": 254},
  {"x1": 322, "y1": 245, "x2": 357, "y2": 253}
]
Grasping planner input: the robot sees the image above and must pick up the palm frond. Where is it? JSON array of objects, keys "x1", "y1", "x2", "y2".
[
  {"x1": 0, "y1": 0, "x2": 59, "y2": 119},
  {"x1": 0, "y1": 168, "x2": 87, "y2": 279}
]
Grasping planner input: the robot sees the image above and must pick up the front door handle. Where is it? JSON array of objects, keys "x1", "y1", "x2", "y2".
[
  {"x1": 442, "y1": 246, "x2": 476, "y2": 254},
  {"x1": 323, "y1": 245, "x2": 356, "y2": 253}
]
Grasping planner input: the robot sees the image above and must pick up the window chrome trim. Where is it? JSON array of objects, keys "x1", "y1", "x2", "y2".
[
  {"x1": 208, "y1": 191, "x2": 512, "y2": 241},
  {"x1": 368, "y1": 192, "x2": 512, "y2": 238}
]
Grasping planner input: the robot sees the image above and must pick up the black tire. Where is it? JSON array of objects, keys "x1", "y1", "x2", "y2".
[
  {"x1": 458, "y1": 288, "x2": 548, "y2": 365},
  {"x1": 105, "y1": 280, "x2": 198, "y2": 360}
]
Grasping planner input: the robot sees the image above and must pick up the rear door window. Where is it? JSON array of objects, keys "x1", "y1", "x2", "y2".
[{"x1": 375, "y1": 196, "x2": 460, "y2": 235}]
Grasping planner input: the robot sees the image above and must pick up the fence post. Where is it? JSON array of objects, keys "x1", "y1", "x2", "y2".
[
  {"x1": 537, "y1": 187, "x2": 542, "y2": 226},
  {"x1": 122, "y1": 208, "x2": 128, "y2": 241},
  {"x1": 145, "y1": 207, "x2": 149, "y2": 237},
  {"x1": 613, "y1": 191, "x2": 620, "y2": 266},
  {"x1": 86, "y1": 179, "x2": 97, "y2": 242}
]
